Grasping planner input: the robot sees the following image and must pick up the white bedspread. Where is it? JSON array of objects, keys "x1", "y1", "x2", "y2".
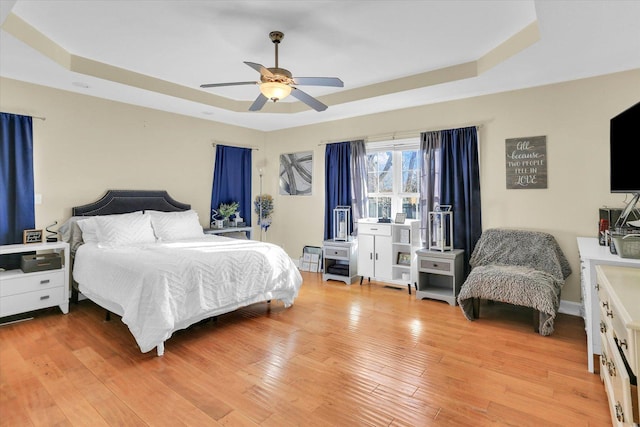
[{"x1": 73, "y1": 235, "x2": 302, "y2": 353}]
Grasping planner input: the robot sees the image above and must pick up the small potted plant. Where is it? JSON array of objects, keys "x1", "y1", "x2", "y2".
[{"x1": 217, "y1": 202, "x2": 239, "y2": 227}]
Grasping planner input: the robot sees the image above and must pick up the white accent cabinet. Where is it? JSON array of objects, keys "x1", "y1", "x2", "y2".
[
  {"x1": 0, "y1": 241, "x2": 70, "y2": 318},
  {"x1": 357, "y1": 219, "x2": 421, "y2": 292}
]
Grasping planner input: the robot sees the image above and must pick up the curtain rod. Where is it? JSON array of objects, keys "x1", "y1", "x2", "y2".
[
  {"x1": 318, "y1": 123, "x2": 484, "y2": 146},
  {"x1": 211, "y1": 140, "x2": 260, "y2": 151},
  {"x1": 1, "y1": 111, "x2": 46, "y2": 121}
]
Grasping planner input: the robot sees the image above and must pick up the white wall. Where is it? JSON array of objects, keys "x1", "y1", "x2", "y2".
[{"x1": 2, "y1": 69, "x2": 640, "y2": 303}]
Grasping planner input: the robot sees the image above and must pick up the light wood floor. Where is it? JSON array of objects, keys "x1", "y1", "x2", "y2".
[{"x1": 1, "y1": 272, "x2": 610, "y2": 426}]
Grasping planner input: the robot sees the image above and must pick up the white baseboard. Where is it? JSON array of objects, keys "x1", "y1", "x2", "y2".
[{"x1": 558, "y1": 300, "x2": 582, "y2": 317}]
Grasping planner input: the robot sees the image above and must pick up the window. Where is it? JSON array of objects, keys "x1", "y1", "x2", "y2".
[{"x1": 366, "y1": 139, "x2": 420, "y2": 220}]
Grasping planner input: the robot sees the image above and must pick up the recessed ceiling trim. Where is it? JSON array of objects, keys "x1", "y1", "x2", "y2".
[
  {"x1": 3, "y1": 11, "x2": 539, "y2": 115},
  {"x1": 477, "y1": 21, "x2": 540, "y2": 74}
]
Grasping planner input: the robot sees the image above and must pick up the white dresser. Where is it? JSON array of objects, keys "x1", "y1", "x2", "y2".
[
  {"x1": 0, "y1": 241, "x2": 70, "y2": 318},
  {"x1": 578, "y1": 237, "x2": 640, "y2": 373},
  {"x1": 596, "y1": 265, "x2": 639, "y2": 426}
]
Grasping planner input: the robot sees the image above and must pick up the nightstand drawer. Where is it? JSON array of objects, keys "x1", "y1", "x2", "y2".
[
  {"x1": 0, "y1": 287, "x2": 65, "y2": 318},
  {"x1": 0, "y1": 270, "x2": 64, "y2": 297},
  {"x1": 359, "y1": 223, "x2": 391, "y2": 236},
  {"x1": 324, "y1": 246, "x2": 349, "y2": 260},
  {"x1": 418, "y1": 258, "x2": 453, "y2": 275}
]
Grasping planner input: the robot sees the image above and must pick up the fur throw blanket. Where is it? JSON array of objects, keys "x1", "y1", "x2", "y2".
[{"x1": 457, "y1": 228, "x2": 572, "y2": 336}]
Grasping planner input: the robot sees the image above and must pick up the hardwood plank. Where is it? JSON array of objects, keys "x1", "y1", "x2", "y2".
[{"x1": 0, "y1": 271, "x2": 610, "y2": 425}]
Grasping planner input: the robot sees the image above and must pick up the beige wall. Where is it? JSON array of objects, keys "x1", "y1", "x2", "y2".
[
  {"x1": 2, "y1": 69, "x2": 639, "y2": 303},
  {"x1": 0, "y1": 77, "x2": 265, "y2": 231},
  {"x1": 262, "y1": 69, "x2": 640, "y2": 303}
]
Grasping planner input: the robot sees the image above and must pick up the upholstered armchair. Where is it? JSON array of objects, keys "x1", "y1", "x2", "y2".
[{"x1": 457, "y1": 228, "x2": 572, "y2": 336}]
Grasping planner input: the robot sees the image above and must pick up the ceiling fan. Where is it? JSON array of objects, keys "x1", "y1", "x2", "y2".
[{"x1": 200, "y1": 31, "x2": 344, "y2": 112}]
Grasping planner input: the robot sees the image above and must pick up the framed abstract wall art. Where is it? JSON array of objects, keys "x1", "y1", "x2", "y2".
[{"x1": 279, "y1": 151, "x2": 313, "y2": 196}]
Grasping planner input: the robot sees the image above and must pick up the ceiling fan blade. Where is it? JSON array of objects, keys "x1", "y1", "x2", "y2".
[
  {"x1": 292, "y1": 77, "x2": 344, "y2": 87},
  {"x1": 249, "y1": 93, "x2": 269, "y2": 111},
  {"x1": 200, "y1": 81, "x2": 256, "y2": 88},
  {"x1": 244, "y1": 62, "x2": 274, "y2": 78},
  {"x1": 290, "y1": 87, "x2": 327, "y2": 112}
]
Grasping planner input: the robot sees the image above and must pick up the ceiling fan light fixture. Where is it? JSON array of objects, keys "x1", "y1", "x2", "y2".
[{"x1": 260, "y1": 81, "x2": 291, "y2": 102}]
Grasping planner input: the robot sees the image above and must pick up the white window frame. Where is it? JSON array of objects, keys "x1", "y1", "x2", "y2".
[{"x1": 366, "y1": 137, "x2": 420, "y2": 220}]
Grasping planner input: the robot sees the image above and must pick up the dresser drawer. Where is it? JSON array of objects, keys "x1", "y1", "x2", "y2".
[
  {"x1": 600, "y1": 330, "x2": 638, "y2": 425},
  {"x1": 0, "y1": 270, "x2": 64, "y2": 297},
  {"x1": 324, "y1": 246, "x2": 350, "y2": 260},
  {"x1": 418, "y1": 257, "x2": 453, "y2": 275},
  {"x1": 359, "y1": 223, "x2": 391, "y2": 236},
  {"x1": 598, "y1": 281, "x2": 634, "y2": 371},
  {"x1": 0, "y1": 287, "x2": 65, "y2": 318}
]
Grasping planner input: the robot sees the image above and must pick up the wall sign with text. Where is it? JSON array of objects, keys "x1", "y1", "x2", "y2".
[{"x1": 505, "y1": 135, "x2": 547, "y2": 189}]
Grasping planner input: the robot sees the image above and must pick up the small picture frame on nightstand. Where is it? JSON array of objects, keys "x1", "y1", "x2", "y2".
[
  {"x1": 394, "y1": 213, "x2": 406, "y2": 224},
  {"x1": 23, "y1": 229, "x2": 43, "y2": 244}
]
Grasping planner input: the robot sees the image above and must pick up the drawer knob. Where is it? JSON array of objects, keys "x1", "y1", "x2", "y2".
[
  {"x1": 602, "y1": 301, "x2": 609, "y2": 309},
  {"x1": 595, "y1": 283, "x2": 600, "y2": 291},
  {"x1": 599, "y1": 321, "x2": 607, "y2": 334},
  {"x1": 615, "y1": 402, "x2": 624, "y2": 422},
  {"x1": 601, "y1": 352, "x2": 608, "y2": 366},
  {"x1": 606, "y1": 310, "x2": 614, "y2": 319},
  {"x1": 40, "y1": 295, "x2": 50, "y2": 300},
  {"x1": 607, "y1": 360, "x2": 617, "y2": 377},
  {"x1": 619, "y1": 339, "x2": 628, "y2": 350},
  {"x1": 433, "y1": 263, "x2": 439, "y2": 268},
  {"x1": 40, "y1": 279, "x2": 50, "y2": 284}
]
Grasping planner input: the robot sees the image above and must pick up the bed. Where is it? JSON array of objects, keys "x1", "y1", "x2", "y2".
[{"x1": 63, "y1": 190, "x2": 302, "y2": 356}]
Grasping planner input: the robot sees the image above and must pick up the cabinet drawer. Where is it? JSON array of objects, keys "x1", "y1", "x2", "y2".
[
  {"x1": 418, "y1": 257, "x2": 453, "y2": 275},
  {"x1": 359, "y1": 223, "x2": 391, "y2": 236},
  {"x1": 324, "y1": 246, "x2": 349, "y2": 260},
  {"x1": 0, "y1": 287, "x2": 65, "y2": 318},
  {"x1": 0, "y1": 270, "x2": 64, "y2": 297},
  {"x1": 600, "y1": 330, "x2": 638, "y2": 425}
]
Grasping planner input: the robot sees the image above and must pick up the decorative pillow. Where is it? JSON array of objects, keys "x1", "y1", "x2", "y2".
[
  {"x1": 93, "y1": 213, "x2": 156, "y2": 247},
  {"x1": 148, "y1": 210, "x2": 204, "y2": 241},
  {"x1": 76, "y1": 211, "x2": 144, "y2": 245}
]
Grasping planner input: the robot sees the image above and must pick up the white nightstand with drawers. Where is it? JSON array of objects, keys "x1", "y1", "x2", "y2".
[
  {"x1": 415, "y1": 248, "x2": 465, "y2": 306},
  {"x1": 0, "y1": 241, "x2": 70, "y2": 318},
  {"x1": 323, "y1": 239, "x2": 358, "y2": 285}
]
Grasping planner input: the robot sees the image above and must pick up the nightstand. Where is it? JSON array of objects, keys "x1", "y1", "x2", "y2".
[
  {"x1": 415, "y1": 248, "x2": 465, "y2": 306},
  {"x1": 323, "y1": 239, "x2": 358, "y2": 285},
  {"x1": 204, "y1": 226, "x2": 253, "y2": 239},
  {"x1": 0, "y1": 241, "x2": 70, "y2": 318}
]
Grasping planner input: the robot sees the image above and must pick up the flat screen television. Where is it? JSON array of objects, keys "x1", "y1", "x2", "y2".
[{"x1": 610, "y1": 101, "x2": 640, "y2": 193}]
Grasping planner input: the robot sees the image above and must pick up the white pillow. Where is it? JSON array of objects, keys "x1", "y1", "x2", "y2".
[
  {"x1": 76, "y1": 217, "x2": 100, "y2": 243},
  {"x1": 148, "y1": 210, "x2": 204, "y2": 241},
  {"x1": 93, "y1": 212, "x2": 155, "y2": 247},
  {"x1": 76, "y1": 211, "x2": 143, "y2": 244}
]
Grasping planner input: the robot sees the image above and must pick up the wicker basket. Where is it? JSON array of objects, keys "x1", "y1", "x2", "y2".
[{"x1": 611, "y1": 233, "x2": 640, "y2": 259}]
